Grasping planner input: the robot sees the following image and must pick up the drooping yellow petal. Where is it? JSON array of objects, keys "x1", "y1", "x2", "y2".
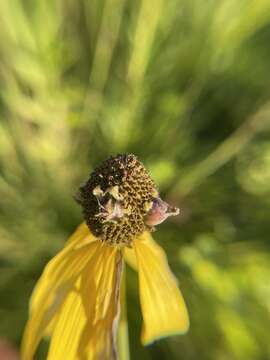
[
  {"x1": 134, "y1": 231, "x2": 189, "y2": 345},
  {"x1": 47, "y1": 242, "x2": 123, "y2": 360},
  {"x1": 21, "y1": 224, "x2": 98, "y2": 360},
  {"x1": 44, "y1": 223, "x2": 96, "y2": 338},
  {"x1": 30, "y1": 223, "x2": 95, "y2": 314},
  {"x1": 65, "y1": 222, "x2": 96, "y2": 248}
]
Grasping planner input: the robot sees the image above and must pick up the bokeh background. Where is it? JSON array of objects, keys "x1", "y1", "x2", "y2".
[{"x1": 1, "y1": 0, "x2": 270, "y2": 359}]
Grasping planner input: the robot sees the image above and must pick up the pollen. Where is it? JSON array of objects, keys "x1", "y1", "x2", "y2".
[{"x1": 76, "y1": 154, "x2": 178, "y2": 246}]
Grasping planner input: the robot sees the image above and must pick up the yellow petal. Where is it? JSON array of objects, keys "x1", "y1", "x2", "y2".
[
  {"x1": 48, "y1": 242, "x2": 123, "y2": 360},
  {"x1": 30, "y1": 223, "x2": 95, "y2": 314},
  {"x1": 134, "y1": 232, "x2": 189, "y2": 345},
  {"x1": 65, "y1": 222, "x2": 96, "y2": 248},
  {"x1": 21, "y1": 224, "x2": 98, "y2": 360}
]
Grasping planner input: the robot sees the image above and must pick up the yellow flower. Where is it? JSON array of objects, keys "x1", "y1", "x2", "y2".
[{"x1": 21, "y1": 154, "x2": 189, "y2": 360}]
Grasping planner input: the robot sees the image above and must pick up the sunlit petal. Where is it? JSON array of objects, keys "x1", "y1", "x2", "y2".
[
  {"x1": 134, "y1": 232, "x2": 189, "y2": 345},
  {"x1": 30, "y1": 223, "x2": 95, "y2": 314},
  {"x1": 65, "y1": 222, "x2": 97, "y2": 248},
  {"x1": 21, "y1": 225, "x2": 98, "y2": 360},
  {"x1": 48, "y1": 243, "x2": 123, "y2": 360}
]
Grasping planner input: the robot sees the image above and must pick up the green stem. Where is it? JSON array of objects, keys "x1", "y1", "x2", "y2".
[
  {"x1": 170, "y1": 102, "x2": 270, "y2": 197},
  {"x1": 118, "y1": 264, "x2": 130, "y2": 360}
]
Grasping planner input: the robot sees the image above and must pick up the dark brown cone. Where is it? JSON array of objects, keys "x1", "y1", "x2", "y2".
[{"x1": 76, "y1": 154, "x2": 159, "y2": 246}]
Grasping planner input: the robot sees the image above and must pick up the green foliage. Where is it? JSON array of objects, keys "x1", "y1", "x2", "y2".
[{"x1": 0, "y1": 0, "x2": 270, "y2": 359}]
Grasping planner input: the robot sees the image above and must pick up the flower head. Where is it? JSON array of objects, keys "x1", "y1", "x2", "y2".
[
  {"x1": 22, "y1": 154, "x2": 189, "y2": 360},
  {"x1": 76, "y1": 153, "x2": 172, "y2": 245}
]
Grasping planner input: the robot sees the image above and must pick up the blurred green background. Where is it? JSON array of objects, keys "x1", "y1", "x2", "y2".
[{"x1": 1, "y1": 0, "x2": 270, "y2": 359}]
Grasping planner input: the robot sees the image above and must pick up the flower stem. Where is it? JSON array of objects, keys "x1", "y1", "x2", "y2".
[
  {"x1": 118, "y1": 264, "x2": 130, "y2": 360},
  {"x1": 169, "y1": 102, "x2": 270, "y2": 197}
]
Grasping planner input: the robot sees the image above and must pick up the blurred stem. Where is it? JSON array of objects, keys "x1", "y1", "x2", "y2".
[
  {"x1": 118, "y1": 264, "x2": 130, "y2": 360},
  {"x1": 80, "y1": 0, "x2": 125, "y2": 122},
  {"x1": 88, "y1": 0, "x2": 125, "y2": 94},
  {"x1": 127, "y1": 0, "x2": 163, "y2": 86},
  {"x1": 170, "y1": 102, "x2": 270, "y2": 197},
  {"x1": 109, "y1": 0, "x2": 163, "y2": 151}
]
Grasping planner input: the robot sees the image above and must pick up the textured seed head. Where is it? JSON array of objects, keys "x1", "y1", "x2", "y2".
[{"x1": 76, "y1": 154, "x2": 179, "y2": 246}]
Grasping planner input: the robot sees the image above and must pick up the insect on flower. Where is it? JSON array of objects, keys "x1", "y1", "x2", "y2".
[{"x1": 21, "y1": 154, "x2": 189, "y2": 360}]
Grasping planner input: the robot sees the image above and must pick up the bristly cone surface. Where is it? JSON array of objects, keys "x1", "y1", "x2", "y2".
[{"x1": 76, "y1": 154, "x2": 179, "y2": 246}]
